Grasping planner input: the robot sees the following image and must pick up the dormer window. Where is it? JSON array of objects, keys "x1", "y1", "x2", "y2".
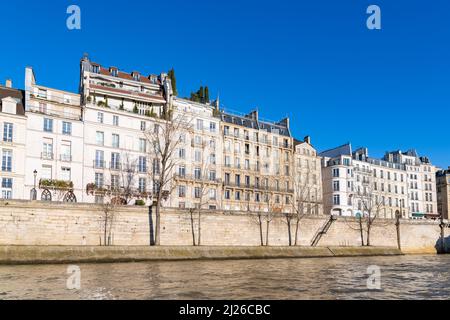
[
  {"x1": 132, "y1": 72, "x2": 140, "y2": 81},
  {"x1": 110, "y1": 68, "x2": 118, "y2": 77},
  {"x1": 92, "y1": 65, "x2": 100, "y2": 74}
]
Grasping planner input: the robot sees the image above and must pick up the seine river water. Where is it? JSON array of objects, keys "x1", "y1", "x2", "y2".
[{"x1": 1, "y1": 255, "x2": 450, "y2": 300}]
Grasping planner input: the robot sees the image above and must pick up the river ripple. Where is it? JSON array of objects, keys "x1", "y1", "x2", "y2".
[{"x1": 1, "y1": 255, "x2": 450, "y2": 300}]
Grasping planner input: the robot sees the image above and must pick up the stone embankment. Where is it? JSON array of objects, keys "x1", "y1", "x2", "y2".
[{"x1": 0, "y1": 246, "x2": 403, "y2": 265}]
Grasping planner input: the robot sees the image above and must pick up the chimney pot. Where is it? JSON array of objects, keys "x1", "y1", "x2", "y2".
[
  {"x1": 5, "y1": 79, "x2": 12, "y2": 88},
  {"x1": 304, "y1": 136, "x2": 311, "y2": 144}
]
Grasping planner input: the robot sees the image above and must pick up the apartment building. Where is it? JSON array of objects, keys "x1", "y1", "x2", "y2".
[
  {"x1": 24, "y1": 67, "x2": 83, "y2": 202},
  {"x1": 219, "y1": 110, "x2": 294, "y2": 212},
  {"x1": 437, "y1": 168, "x2": 450, "y2": 219},
  {"x1": 383, "y1": 150, "x2": 438, "y2": 219},
  {"x1": 170, "y1": 97, "x2": 222, "y2": 210},
  {"x1": 79, "y1": 56, "x2": 172, "y2": 204},
  {"x1": 0, "y1": 81, "x2": 26, "y2": 200},
  {"x1": 293, "y1": 137, "x2": 323, "y2": 215},
  {"x1": 321, "y1": 144, "x2": 438, "y2": 219}
]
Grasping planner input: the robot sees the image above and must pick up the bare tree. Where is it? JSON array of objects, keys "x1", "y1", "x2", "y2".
[
  {"x1": 145, "y1": 112, "x2": 193, "y2": 246},
  {"x1": 348, "y1": 170, "x2": 390, "y2": 246}
]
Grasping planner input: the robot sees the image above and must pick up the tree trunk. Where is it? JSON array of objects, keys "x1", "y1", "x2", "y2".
[
  {"x1": 266, "y1": 220, "x2": 270, "y2": 246},
  {"x1": 366, "y1": 223, "x2": 371, "y2": 247},
  {"x1": 197, "y1": 209, "x2": 202, "y2": 246},
  {"x1": 258, "y1": 215, "x2": 264, "y2": 246},
  {"x1": 396, "y1": 214, "x2": 401, "y2": 251},
  {"x1": 294, "y1": 217, "x2": 300, "y2": 246},
  {"x1": 359, "y1": 216, "x2": 365, "y2": 247},
  {"x1": 190, "y1": 210, "x2": 196, "y2": 246},
  {"x1": 103, "y1": 212, "x2": 108, "y2": 247},
  {"x1": 286, "y1": 216, "x2": 292, "y2": 246},
  {"x1": 155, "y1": 200, "x2": 161, "y2": 246}
]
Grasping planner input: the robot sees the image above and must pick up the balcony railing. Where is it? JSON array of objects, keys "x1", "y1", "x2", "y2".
[
  {"x1": 174, "y1": 174, "x2": 222, "y2": 184},
  {"x1": 93, "y1": 160, "x2": 106, "y2": 169},
  {"x1": 60, "y1": 154, "x2": 72, "y2": 162},
  {"x1": 41, "y1": 152, "x2": 54, "y2": 160},
  {"x1": 28, "y1": 104, "x2": 82, "y2": 121}
]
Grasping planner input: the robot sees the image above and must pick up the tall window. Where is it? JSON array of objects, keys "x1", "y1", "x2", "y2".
[
  {"x1": 332, "y1": 168, "x2": 340, "y2": 178},
  {"x1": 196, "y1": 119, "x2": 203, "y2": 131},
  {"x1": 95, "y1": 173, "x2": 104, "y2": 188},
  {"x1": 95, "y1": 150, "x2": 105, "y2": 168},
  {"x1": 96, "y1": 131, "x2": 104, "y2": 146},
  {"x1": 111, "y1": 153, "x2": 120, "y2": 170},
  {"x1": 97, "y1": 112, "x2": 104, "y2": 124},
  {"x1": 139, "y1": 139, "x2": 147, "y2": 153},
  {"x1": 333, "y1": 195, "x2": 340, "y2": 205},
  {"x1": 3, "y1": 123, "x2": 13, "y2": 142},
  {"x1": 60, "y1": 142, "x2": 72, "y2": 162},
  {"x1": 1, "y1": 178, "x2": 12, "y2": 199},
  {"x1": 62, "y1": 122, "x2": 72, "y2": 135},
  {"x1": 112, "y1": 134, "x2": 120, "y2": 148},
  {"x1": 113, "y1": 115, "x2": 119, "y2": 126},
  {"x1": 43, "y1": 118, "x2": 53, "y2": 132},
  {"x1": 61, "y1": 167, "x2": 71, "y2": 181},
  {"x1": 210, "y1": 122, "x2": 216, "y2": 133},
  {"x1": 2, "y1": 150, "x2": 12, "y2": 172},
  {"x1": 138, "y1": 156, "x2": 147, "y2": 173},
  {"x1": 178, "y1": 185, "x2": 186, "y2": 198},
  {"x1": 138, "y1": 178, "x2": 146, "y2": 193}
]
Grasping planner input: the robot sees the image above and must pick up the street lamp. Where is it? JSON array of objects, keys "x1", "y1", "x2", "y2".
[{"x1": 30, "y1": 170, "x2": 38, "y2": 200}]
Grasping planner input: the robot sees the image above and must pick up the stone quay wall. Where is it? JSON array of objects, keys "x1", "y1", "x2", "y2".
[{"x1": 0, "y1": 200, "x2": 445, "y2": 253}]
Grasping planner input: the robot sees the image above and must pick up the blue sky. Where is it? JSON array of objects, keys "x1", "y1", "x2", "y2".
[{"x1": 1, "y1": 0, "x2": 449, "y2": 167}]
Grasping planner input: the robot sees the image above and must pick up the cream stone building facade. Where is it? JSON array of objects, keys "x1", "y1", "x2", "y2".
[
  {"x1": 24, "y1": 67, "x2": 84, "y2": 203},
  {"x1": 321, "y1": 144, "x2": 438, "y2": 220},
  {"x1": 0, "y1": 82, "x2": 26, "y2": 200},
  {"x1": 219, "y1": 110, "x2": 294, "y2": 213},
  {"x1": 293, "y1": 137, "x2": 323, "y2": 215},
  {"x1": 0, "y1": 56, "x2": 440, "y2": 222},
  {"x1": 436, "y1": 168, "x2": 450, "y2": 219}
]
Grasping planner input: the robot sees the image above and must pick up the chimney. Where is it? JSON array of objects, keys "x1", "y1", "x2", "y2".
[
  {"x1": 304, "y1": 136, "x2": 311, "y2": 144},
  {"x1": 5, "y1": 79, "x2": 12, "y2": 88}
]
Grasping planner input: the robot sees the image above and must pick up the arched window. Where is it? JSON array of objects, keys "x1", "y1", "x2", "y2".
[
  {"x1": 63, "y1": 191, "x2": 77, "y2": 203},
  {"x1": 41, "y1": 189, "x2": 52, "y2": 202}
]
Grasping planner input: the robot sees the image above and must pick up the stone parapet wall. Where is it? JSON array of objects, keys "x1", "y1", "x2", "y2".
[{"x1": 0, "y1": 201, "x2": 445, "y2": 253}]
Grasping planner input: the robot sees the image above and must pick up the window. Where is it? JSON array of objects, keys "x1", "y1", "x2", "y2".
[
  {"x1": 3, "y1": 123, "x2": 13, "y2": 142},
  {"x1": 41, "y1": 165, "x2": 52, "y2": 180},
  {"x1": 209, "y1": 189, "x2": 217, "y2": 200},
  {"x1": 178, "y1": 186, "x2": 186, "y2": 198},
  {"x1": 178, "y1": 148, "x2": 186, "y2": 159},
  {"x1": 195, "y1": 150, "x2": 202, "y2": 162},
  {"x1": 112, "y1": 134, "x2": 120, "y2": 148},
  {"x1": 95, "y1": 150, "x2": 105, "y2": 168},
  {"x1": 224, "y1": 190, "x2": 231, "y2": 200},
  {"x1": 138, "y1": 156, "x2": 147, "y2": 173},
  {"x1": 61, "y1": 167, "x2": 71, "y2": 181},
  {"x1": 196, "y1": 119, "x2": 204, "y2": 131},
  {"x1": 43, "y1": 118, "x2": 53, "y2": 132},
  {"x1": 194, "y1": 187, "x2": 201, "y2": 199},
  {"x1": 37, "y1": 88, "x2": 47, "y2": 98},
  {"x1": 95, "y1": 173, "x2": 104, "y2": 188},
  {"x1": 210, "y1": 122, "x2": 216, "y2": 133},
  {"x1": 140, "y1": 139, "x2": 147, "y2": 153},
  {"x1": 96, "y1": 132, "x2": 104, "y2": 146},
  {"x1": 1, "y1": 178, "x2": 12, "y2": 199},
  {"x1": 138, "y1": 178, "x2": 146, "y2": 193},
  {"x1": 97, "y1": 112, "x2": 104, "y2": 124},
  {"x1": 332, "y1": 168, "x2": 340, "y2": 178},
  {"x1": 113, "y1": 115, "x2": 119, "y2": 126},
  {"x1": 2, "y1": 149, "x2": 12, "y2": 172},
  {"x1": 152, "y1": 159, "x2": 160, "y2": 175},
  {"x1": 111, "y1": 175, "x2": 120, "y2": 189},
  {"x1": 140, "y1": 121, "x2": 146, "y2": 131},
  {"x1": 333, "y1": 195, "x2": 340, "y2": 205},
  {"x1": 235, "y1": 191, "x2": 241, "y2": 201},
  {"x1": 194, "y1": 167, "x2": 202, "y2": 180},
  {"x1": 111, "y1": 153, "x2": 120, "y2": 170},
  {"x1": 42, "y1": 140, "x2": 53, "y2": 160},
  {"x1": 62, "y1": 122, "x2": 72, "y2": 135},
  {"x1": 209, "y1": 170, "x2": 216, "y2": 181}
]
